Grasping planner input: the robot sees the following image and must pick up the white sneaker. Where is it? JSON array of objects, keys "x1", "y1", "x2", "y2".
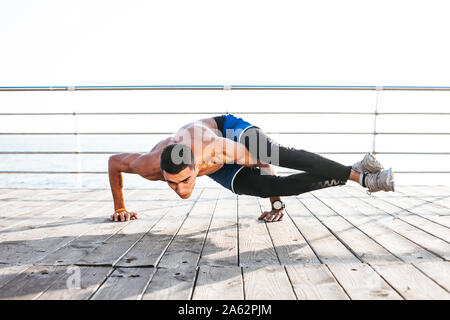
[
  {"x1": 352, "y1": 152, "x2": 384, "y2": 174},
  {"x1": 364, "y1": 168, "x2": 395, "y2": 194}
]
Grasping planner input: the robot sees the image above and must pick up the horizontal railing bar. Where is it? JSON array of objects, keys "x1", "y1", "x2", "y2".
[
  {"x1": 276, "y1": 171, "x2": 450, "y2": 174},
  {"x1": 1, "y1": 132, "x2": 449, "y2": 135},
  {"x1": 374, "y1": 152, "x2": 450, "y2": 155},
  {"x1": 1, "y1": 111, "x2": 450, "y2": 116},
  {"x1": 377, "y1": 112, "x2": 450, "y2": 115},
  {"x1": 0, "y1": 151, "x2": 118, "y2": 154},
  {"x1": 1, "y1": 170, "x2": 448, "y2": 174},
  {"x1": 0, "y1": 112, "x2": 375, "y2": 116},
  {"x1": 0, "y1": 171, "x2": 107, "y2": 174},
  {"x1": 1, "y1": 151, "x2": 450, "y2": 155},
  {"x1": 2, "y1": 85, "x2": 450, "y2": 91}
]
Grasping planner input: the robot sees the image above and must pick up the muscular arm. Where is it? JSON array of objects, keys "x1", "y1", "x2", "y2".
[
  {"x1": 257, "y1": 164, "x2": 284, "y2": 222},
  {"x1": 108, "y1": 153, "x2": 141, "y2": 212},
  {"x1": 207, "y1": 137, "x2": 283, "y2": 221},
  {"x1": 210, "y1": 137, "x2": 269, "y2": 168},
  {"x1": 259, "y1": 165, "x2": 281, "y2": 203},
  {"x1": 208, "y1": 137, "x2": 283, "y2": 222},
  {"x1": 108, "y1": 151, "x2": 164, "y2": 222}
]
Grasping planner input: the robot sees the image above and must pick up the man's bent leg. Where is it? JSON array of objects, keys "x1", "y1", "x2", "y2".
[
  {"x1": 233, "y1": 167, "x2": 347, "y2": 198},
  {"x1": 240, "y1": 127, "x2": 352, "y2": 181}
]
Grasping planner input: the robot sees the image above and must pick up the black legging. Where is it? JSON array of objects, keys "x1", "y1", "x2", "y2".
[{"x1": 233, "y1": 127, "x2": 352, "y2": 198}]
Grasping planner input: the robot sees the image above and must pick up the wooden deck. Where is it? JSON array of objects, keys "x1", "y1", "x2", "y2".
[{"x1": 0, "y1": 185, "x2": 449, "y2": 300}]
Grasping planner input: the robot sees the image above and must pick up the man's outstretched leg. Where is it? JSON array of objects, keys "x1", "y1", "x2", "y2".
[
  {"x1": 240, "y1": 127, "x2": 395, "y2": 193},
  {"x1": 233, "y1": 165, "x2": 392, "y2": 198},
  {"x1": 233, "y1": 167, "x2": 354, "y2": 198}
]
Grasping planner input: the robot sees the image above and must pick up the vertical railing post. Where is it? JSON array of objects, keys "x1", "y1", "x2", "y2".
[
  {"x1": 74, "y1": 120, "x2": 82, "y2": 188},
  {"x1": 371, "y1": 86, "x2": 382, "y2": 154},
  {"x1": 69, "y1": 86, "x2": 82, "y2": 188},
  {"x1": 223, "y1": 85, "x2": 231, "y2": 114}
]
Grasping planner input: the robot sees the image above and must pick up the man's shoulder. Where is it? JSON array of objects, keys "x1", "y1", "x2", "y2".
[
  {"x1": 130, "y1": 153, "x2": 164, "y2": 180},
  {"x1": 150, "y1": 137, "x2": 173, "y2": 152}
]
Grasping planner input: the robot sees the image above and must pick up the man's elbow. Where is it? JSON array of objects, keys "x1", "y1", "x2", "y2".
[
  {"x1": 108, "y1": 155, "x2": 117, "y2": 168},
  {"x1": 109, "y1": 153, "x2": 140, "y2": 174},
  {"x1": 108, "y1": 154, "x2": 125, "y2": 173}
]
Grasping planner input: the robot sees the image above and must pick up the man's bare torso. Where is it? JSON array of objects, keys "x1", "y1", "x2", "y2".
[{"x1": 131, "y1": 117, "x2": 225, "y2": 181}]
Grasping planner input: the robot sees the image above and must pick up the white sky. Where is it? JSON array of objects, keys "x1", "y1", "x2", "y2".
[
  {"x1": 1, "y1": 0, "x2": 450, "y2": 86},
  {"x1": 0, "y1": 0, "x2": 449, "y2": 187}
]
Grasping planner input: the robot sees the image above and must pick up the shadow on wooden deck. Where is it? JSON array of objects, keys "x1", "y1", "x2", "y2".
[{"x1": 0, "y1": 185, "x2": 449, "y2": 300}]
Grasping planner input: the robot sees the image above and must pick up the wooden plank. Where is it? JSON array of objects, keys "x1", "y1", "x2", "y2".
[
  {"x1": 0, "y1": 189, "x2": 130, "y2": 263},
  {"x1": 38, "y1": 266, "x2": 112, "y2": 300},
  {"x1": 193, "y1": 265, "x2": 243, "y2": 300},
  {"x1": 285, "y1": 264, "x2": 349, "y2": 300},
  {"x1": 257, "y1": 198, "x2": 320, "y2": 266},
  {"x1": 373, "y1": 186, "x2": 450, "y2": 223},
  {"x1": 413, "y1": 261, "x2": 450, "y2": 292},
  {"x1": 287, "y1": 191, "x2": 409, "y2": 299},
  {"x1": 142, "y1": 189, "x2": 220, "y2": 300},
  {"x1": 326, "y1": 263, "x2": 402, "y2": 300},
  {"x1": 0, "y1": 188, "x2": 61, "y2": 201},
  {"x1": 0, "y1": 190, "x2": 113, "y2": 241},
  {"x1": 284, "y1": 196, "x2": 360, "y2": 264},
  {"x1": 0, "y1": 189, "x2": 46, "y2": 210},
  {"x1": 141, "y1": 267, "x2": 197, "y2": 300},
  {"x1": 0, "y1": 188, "x2": 18, "y2": 197},
  {"x1": 339, "y1": 187, "x2": 450, "y2": 260},
  {"x1": 37, "y1": 188, "x2": 176, "y2": 266},
  {"x1": 0, "y1": 188, "x2": 105, "y2": 203},
  {"x1": 0, "y1": 190, "x2": 117, "y2": 265},
  {"x1": 371, "y1": 263, "x2": 450, "y2": 299},
  {"x1": 0, "y1": 199, "x2": 66, "y2": 224},
  {"x1": 397, "y1": 186, "x2": 449, "y2": 198},
  {"x1": 0, "y1": 189, "x2": 111, "y2": 234},
  {"x1": 75, "y1": 209, "x2": 168, "y2": 266},
  {"x1": 300, "y1": 193, "x2": 400, "y2": 265},
  {"x1": 0, "y1": 264, "x2": 32, "y2": 289},
  {"x1": 356, "y1": 187, "x2": 450, "y2": 228},
  {"x1": 370, "y1": 202, "x2": 450, "y2": 242},
  {"x1": 242, "y1": 266, "x2": 297, "y2": 300},
  {"x1": 399, "y1": 186, "x2": 450, "y2": 210},
  {"x1": 0, "y1": 189, "x2": 99, "y2": 231},
  {"x1": 91, "y1": 267, "x2": 155, "y2": 300},
  {"x1": 0, "y1": 265, "x2": 67, "y2": 300},
  {"x1": 390, "y1": 214, "x2": 450, "y2": 243},
  {"x1": 155, "y1": 188, "x2": 220, "y2": 269},
  {"x1": 124, "y1": 187, "x2": 187, "y2": 201},
  {"x1": 116, "y1": 198, "x2": 200, "y2": 267},
  {"x1": 318, "y1": 187, "x2": 442, "y2": 264},
  {"x1": 434, "y1": 186, "x2": 450, "y2": 198},
  {"x1": 198, "y1": 189, "x2": 238, "y2": 267},
  {"x1": 421, "y1": 199, "x2": 450, "y2": 212},
  {"x1": 437, "y1": 185, "x2": 450, "y2": 192},
  {"x1": 238, "y1": 196, "x2": 279, "y2": 267},
  {"x1": 75, "y1": 189, "x2": 202, "y2": 266},
  {"x1": 324, "y1": 187, "x2": 450, "y2": 291},
  {"x1": 36, "y1": 218, "x2": 133, "y2": 266}
]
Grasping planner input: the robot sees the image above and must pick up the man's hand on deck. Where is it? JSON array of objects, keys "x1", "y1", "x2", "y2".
[
  {"x1": 258, "y1": 209, "x2": 284, "y2": 222},
  {"x1": 110, "y1": 211, "x2": 138, "y2": 222}
]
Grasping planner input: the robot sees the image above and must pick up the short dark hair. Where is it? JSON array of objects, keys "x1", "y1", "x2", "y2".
[{"x1": 160, "y1": 143, "x2": 195, "y2": 174}]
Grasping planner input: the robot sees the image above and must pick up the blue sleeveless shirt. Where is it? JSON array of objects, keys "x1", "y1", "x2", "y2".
[{"x1": 207, "y1": 114, "x2": 256, "y2": 193}]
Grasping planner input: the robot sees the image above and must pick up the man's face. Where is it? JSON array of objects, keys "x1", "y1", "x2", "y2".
[{"x1": 162, "y1": 166, "x2": 198, "y2": 199}]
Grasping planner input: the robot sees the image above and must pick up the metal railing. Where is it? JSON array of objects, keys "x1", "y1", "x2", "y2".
[
  {"x1": 2, "y1": 85, "x2": 450, "y2": 91},
  {"x1": 1, "y1": 85, "x2": 449, "y2": 186}
]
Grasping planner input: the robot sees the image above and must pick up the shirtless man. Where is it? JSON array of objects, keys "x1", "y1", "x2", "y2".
[{"x1": 108, "y1": 114, "x2": 395, "y2": 222}]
